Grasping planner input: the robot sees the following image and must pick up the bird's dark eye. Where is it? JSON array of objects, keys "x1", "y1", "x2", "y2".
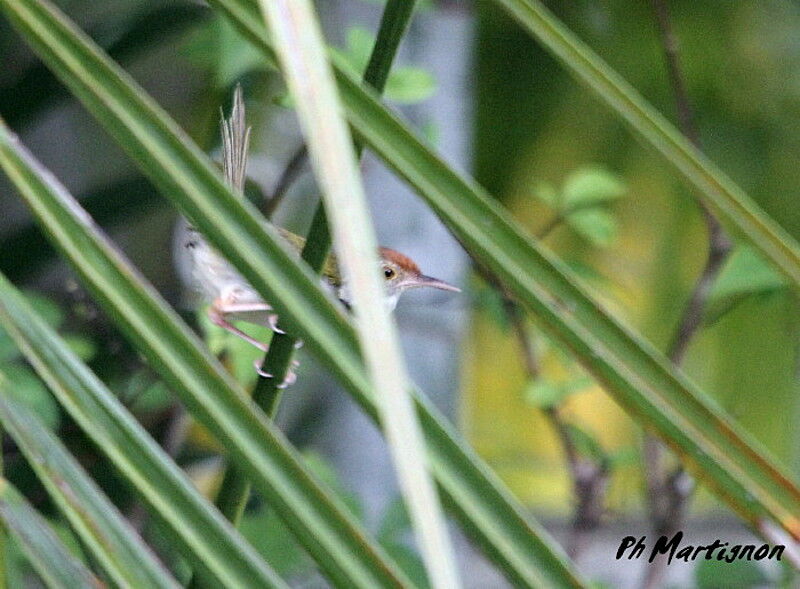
[{"x1": 383, "y1": 267, "x2": 395, "y2": 279}]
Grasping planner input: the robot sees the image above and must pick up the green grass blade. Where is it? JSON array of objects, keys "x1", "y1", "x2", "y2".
[
  {"x1": 0, "y1": 279, "x2": 287, "y2": 588},
  {"x1": 0, "y1": 122, "x2": 409, "y2": 589},
  {"x1": 490, "y1": 0, "x2": 800, "y2": 286},
  {"x1": 258, "y1": 2, "x2": 459, "y2": 588},
  {"x1": 0, "y1": 478, "x2": 101, "y2": 589},
  {"x1": 0, "y1": 379, "x2": 181, "y2": 589}
]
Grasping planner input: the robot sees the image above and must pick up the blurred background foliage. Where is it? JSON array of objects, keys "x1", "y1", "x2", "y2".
[
  {"x1": 1, "y1": 0, "x2": 799, "y2": 586},
  {"x1": 467, "y1": 0, "x2": 800, "y2": 514}
]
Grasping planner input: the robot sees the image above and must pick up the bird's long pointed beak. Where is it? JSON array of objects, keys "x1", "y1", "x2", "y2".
[{"x1": 409, "y1": 274, "x2": 461, "y2": 292}]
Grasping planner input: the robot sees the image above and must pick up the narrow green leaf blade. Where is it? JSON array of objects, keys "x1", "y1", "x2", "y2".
[
  {"x1": 214, "y1": 0, "x2": 800, "y2": 556},
  {"x1": 0, "y1": 118, "x2": 409, "y2": 588},
  {"x1": 0, "y1": 378, "x2": 181, "y2": 589},
  {"x1": 0, "y1": 280, "x2": 287, "y2": 588},
  {"x1": 0, "y1": 479, "x2": 101, "y2": 589},
  {"x1": 258, "y1": 2, "x2": 459, "y2": 588},
  {"x1": 336, "y1": 58, "x2": 800, "y2": 537},
  {"x1": 491, "y1": 0, "x2": 800, "y2": 287}
]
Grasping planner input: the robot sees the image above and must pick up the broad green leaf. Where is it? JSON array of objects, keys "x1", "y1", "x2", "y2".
[
  {"x1": 385, "y1": 67, "x2": 436, "y2": 104},
  {"x1": 0, "y1": 383, "x2": 182, "y2": 589},
  {"x1": 61, "y1": 332, "x2": 96, "y2": 361},
  {"x1": 335, "y1": 27, "x2": 436, "y2": 104},
  {"x1": 565, "y1": 208, "x2": 618, "y2": 247},
  {"x1": 705, "y1": 245, "x2": 787, "y2": 324},
  {"x1": 0, "y1": 273, "x2": 288, "y2": 589},
  {"x1": 0, "y1": 479, "x2": 101, "y2": 589},
  {"x1": 184, "y1": 15, "x2": 268, "y2": 87},
  {"x1": 561, "y1": 166, "x2": 625, "y2": 210},
  {"x1": 26, "y1": 291, "x2": 64, "y2": 327}
]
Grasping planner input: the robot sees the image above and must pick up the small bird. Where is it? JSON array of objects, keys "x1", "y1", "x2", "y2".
[{"x1": 185, "y1": 87, "x2": 459, "y2": 386}]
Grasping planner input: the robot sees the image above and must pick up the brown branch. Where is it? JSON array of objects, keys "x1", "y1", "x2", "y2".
[{"x1": 643, "y1": 1, "x2": 733, "y2": 587}]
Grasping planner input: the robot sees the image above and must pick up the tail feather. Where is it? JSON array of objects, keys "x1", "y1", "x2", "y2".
[{"x1": 220, "y1": 84, "x2": 251, "y2": 193}]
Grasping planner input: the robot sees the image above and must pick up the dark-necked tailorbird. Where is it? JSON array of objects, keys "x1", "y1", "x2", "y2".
[{"x1": 184, "y1": 87, "x2": 459, "y2": 384}]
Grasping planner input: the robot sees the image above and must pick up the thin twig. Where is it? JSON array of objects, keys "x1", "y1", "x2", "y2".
[
  {"x1": 643, "y1": 1, "x2": 732, "y2": 587},
  {"x1": 501, "y1": 294, "x2": 610, "y2": 559},
  {"x1": 492, "y1": 208, "x2": 612, "y2": 560},
  {"x1": 261, "y1": 144, "x2": 307, "y2": 218}
]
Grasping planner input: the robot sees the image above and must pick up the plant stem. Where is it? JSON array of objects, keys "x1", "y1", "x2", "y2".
[
  {"x1": 206, "y1": 0, "x2": 418, "y2": 533},
  {"x1": 502, "y1": 295, "x2": 609, "y2": 559},
  {"x1": 643, "y1": 1, "x2": 731, "y2": 587}
]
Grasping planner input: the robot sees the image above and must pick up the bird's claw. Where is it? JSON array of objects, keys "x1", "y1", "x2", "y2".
[
  {"x1": 252, "y1": 358, "x2": 300, "y2": 389},
  {"x1": 267, "y1": 314, "x2": 285, "y2": 335},
  {"x1": 253, "y1": 359, "x2": 272, "y2": 379},
  {"x1": 276, "y1": 371, "x2": 296, "y2": 390}
]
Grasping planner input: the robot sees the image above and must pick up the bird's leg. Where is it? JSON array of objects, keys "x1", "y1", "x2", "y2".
[
  {"x1": 209, "y1": 295, "x2": 301, "y2": 385},
  {"x1": 213, "y1": 301, "x2": 285, "y2": 335},
  {"x1": 208, "y1": 302, "x2": 270, "y2": 352}
]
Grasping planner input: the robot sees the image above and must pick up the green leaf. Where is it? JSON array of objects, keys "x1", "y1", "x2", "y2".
[
  {"x1": 523, "y1": 376, "x2": 591, "y2": 409},
  {"x1": 343, "y1": 27, "x2": 376, "y2": 68},
  {"x1": 490, "y1": 0, "x2": 800, "y2": 288},
  {"x1": 184, "y1": 15, "x2": 268, "y2": 87},
  {"x1": 129, "y1": 379, "x2": 173, "y2": 412},
  {"x1": 0, "y1": 383, "x2": 182, "y2": 589},
  {"x1": 1, "y1": 364, "x2": 60, "y2": 430},
  {"x1": 533, "y1": 181, "x2": 559, "y2": 208},
  {"x1": 0, "y1": 274, "x2": 288, "y2": 589},
  {"x1": 238, "y1": 505, "x2": 310, "y2": 578},
  {"x1": 61, "y1": 333, "x2": 96, "y2": 361},
  {"x1": 564, "y1": 425, "x2": 607, "y2": 464},
  {"x1": 384, "y1": 67, "x2": 436, "y2": 104},
  {"x1": 0, "y1": 479, "x2": 101, "y2": 589},
  {"x1": 565, "y1": 208, "x2": 618, "y2": 247},
  {"x1": 26, "y1": 291, "x2": 64, "y2": 327},
  {"x1": 337, "y1": 27, "x2": 435, "y2": 104},
  {"x1": 705, "y1": 245, "x2": 787, "y2": 324},
  {"x1": 561, "y1": 166, "x2": 625, "y2": 210}
]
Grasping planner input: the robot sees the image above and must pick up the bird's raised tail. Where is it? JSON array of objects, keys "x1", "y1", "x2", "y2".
[{"x1": 220, "y1": 84, "x2": 251, "y2": 194}]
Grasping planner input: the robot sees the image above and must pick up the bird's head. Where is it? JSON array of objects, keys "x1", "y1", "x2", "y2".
[{"x1": 369, "y1": 247, "x2": 460, "y2": 311}]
